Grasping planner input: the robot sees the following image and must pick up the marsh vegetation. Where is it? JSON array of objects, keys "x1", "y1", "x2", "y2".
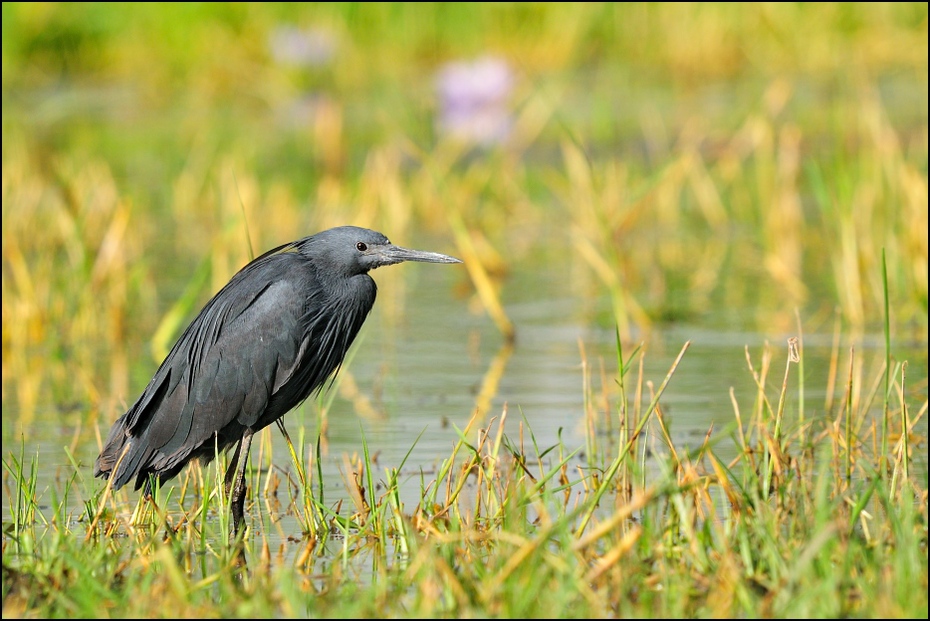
[{"x1": 2, "y1": 3, "x2": 927, "y2": 617}]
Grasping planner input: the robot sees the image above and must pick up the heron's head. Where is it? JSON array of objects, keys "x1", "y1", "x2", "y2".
[{"x1": 302, "y1": 226, "x2": 461, "y2": 277}]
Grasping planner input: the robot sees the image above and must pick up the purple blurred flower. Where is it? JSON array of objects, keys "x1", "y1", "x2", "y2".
[
  {"x1": 435, "y1": 57, "x2": 514, "y2": 146},
  {"x1": 269, "y1": 25, "x2": 336, "y2": 67}
]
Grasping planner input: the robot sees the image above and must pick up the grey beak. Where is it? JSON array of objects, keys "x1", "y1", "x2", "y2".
[{"x1": 378, "y1": 244, "x2": 463, "y2": 266}]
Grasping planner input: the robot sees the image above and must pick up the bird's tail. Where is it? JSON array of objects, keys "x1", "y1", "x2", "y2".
[{"x1": 94, "y1": 414, "x2": 144, "y2": 491}]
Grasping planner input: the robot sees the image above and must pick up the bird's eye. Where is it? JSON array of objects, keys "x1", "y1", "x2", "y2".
[{"x1": 356, "y1": 242, "x2": 367, "y2": 252}]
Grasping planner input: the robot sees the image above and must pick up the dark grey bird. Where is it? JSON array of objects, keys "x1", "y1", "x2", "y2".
[{"x1": 95, "y1": 225, "x2": 461, "y2": 533}]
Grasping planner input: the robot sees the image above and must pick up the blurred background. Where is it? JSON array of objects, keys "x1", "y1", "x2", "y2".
[{"x1": 2, "y1": 3, "x2": 927, "y2": 514}]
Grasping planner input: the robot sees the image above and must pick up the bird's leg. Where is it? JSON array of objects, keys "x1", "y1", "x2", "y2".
[
  {"x1": 229, "y1": 430, "x2": 253, "y2": 536},
  {"x1": 224, "y1": 437, "x2": 243, "y2": 494}
]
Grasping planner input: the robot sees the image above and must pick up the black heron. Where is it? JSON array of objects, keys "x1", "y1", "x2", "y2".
[{"x1": 94, "y1": 225, "x2": 461, "y2": 533}]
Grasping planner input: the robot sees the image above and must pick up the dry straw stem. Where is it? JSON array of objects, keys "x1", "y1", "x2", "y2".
[{"x1": 447, "y1": 209, "x2": 515, "y2": 342}]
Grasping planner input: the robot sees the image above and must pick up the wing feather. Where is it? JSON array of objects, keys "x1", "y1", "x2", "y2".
[{"x1": 95, "y1": 250, "x2": 309, "y2": 489}]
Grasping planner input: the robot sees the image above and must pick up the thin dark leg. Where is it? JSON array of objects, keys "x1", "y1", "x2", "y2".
[
  {"x1": 224, "y1": 438, "x2": 243, "y2": 493},
  {"x1": 229, "y1": 430, "x2": 253, "y2": 536}
]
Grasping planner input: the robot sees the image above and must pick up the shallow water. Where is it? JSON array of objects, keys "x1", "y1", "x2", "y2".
[{"x1": 3, "y1": 254, "x2": 926, "y2": 551}]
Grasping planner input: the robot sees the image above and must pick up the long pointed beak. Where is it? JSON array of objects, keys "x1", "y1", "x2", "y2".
[{"x1": 378, "y1": 244, "x2": 462, "y2": 266}]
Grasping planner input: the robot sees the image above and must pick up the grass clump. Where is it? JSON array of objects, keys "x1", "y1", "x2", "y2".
[{"x1": 4, "y1": 329, "x2": 926, "y2": 618}]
